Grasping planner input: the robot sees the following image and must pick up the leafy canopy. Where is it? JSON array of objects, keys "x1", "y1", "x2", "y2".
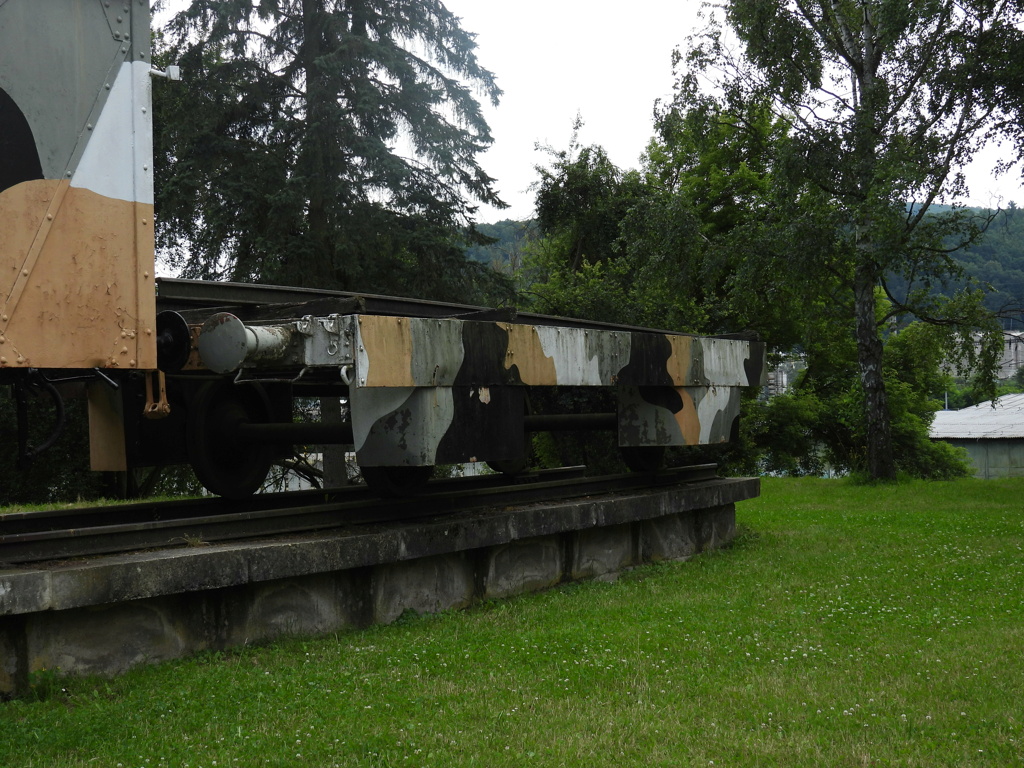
[
  {"x1": 154, "y1": 0, "x2": 511, "y2": 303},
  {"x1": 678, "y1": 0, "x2": 1024, "y2": 479}
]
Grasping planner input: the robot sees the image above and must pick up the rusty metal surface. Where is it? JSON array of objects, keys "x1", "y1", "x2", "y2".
[{"x1": 0, "y1": 0, "x2": 156, "y2": 371}]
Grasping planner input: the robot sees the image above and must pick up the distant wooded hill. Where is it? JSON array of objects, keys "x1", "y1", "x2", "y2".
[
  {"x1": 465, "y1": 220, "x2": 537, "y2": 269},
  {"x1": 468, "y1": 206, "x2": 1024, "y2": 326},
  {"x1": 954, "y1": 205, "x2": 1024, "y2": 325},
  {"x1": 885, "y1": 204, "x2": 1024, "y2": 326}
]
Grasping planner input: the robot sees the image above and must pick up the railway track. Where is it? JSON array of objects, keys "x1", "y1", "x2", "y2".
[{"x1": 0, "y1": 465, "x2": 720, "y2": 565}]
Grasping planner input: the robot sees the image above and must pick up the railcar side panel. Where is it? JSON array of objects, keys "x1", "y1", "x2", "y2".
[{"x1": 0, "y1": 0, "x2": 156, "y2": 372}]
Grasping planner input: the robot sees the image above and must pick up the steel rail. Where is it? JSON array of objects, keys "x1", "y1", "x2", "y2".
[
  {"x1": 0, "y1": 465, "x2": 719, "y2": 565},
  {"x1": 155, "y1": 277, "x2": 693, "y2": 336}
]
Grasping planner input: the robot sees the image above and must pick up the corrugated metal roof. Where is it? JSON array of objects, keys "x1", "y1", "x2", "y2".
[{"x1": 931, "y1": 393, "x2": 1024, "y2": 439}]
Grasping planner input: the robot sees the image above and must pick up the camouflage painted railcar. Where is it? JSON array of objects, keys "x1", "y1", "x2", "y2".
[{"x1": 0, "y1": 0, "x2": 766, "y2": 498}]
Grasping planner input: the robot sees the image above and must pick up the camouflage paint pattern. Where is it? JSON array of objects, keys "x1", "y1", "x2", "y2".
[
  {"x1": 2, "y1": 3, "x2": 764, "y2": 484},
  {"x1": 191, "y1": 313, "x2": 763, "y2": 466},
  {"x1": 0, "y1": 0, "x2": 156, "y2": 371},
  {"x1": 346, "y1": 315, "x2": 764, "y2": 466},
  {"x1": 352, "y1": 316, "x2": 762, "y2": 389}
]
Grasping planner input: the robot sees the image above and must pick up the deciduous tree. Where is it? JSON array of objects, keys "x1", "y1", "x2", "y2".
[{"x1": 680, "y1": 0, "x2": 1022, "y2": 479}]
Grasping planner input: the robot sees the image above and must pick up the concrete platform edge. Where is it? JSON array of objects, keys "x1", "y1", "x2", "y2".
[{"x1": 0, "y1": 476, "x2": 758, "y2": 695}]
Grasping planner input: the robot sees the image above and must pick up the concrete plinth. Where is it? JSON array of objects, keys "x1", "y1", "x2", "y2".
[{"x1": 0, "y1": 477, "x2": 756, "y2": 696}]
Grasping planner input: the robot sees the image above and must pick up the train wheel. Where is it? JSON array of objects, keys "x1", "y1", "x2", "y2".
[
  {"x1": 360, "y1": 465, "x2": 434, "y2": 497},
  {"x1": 620, "y1": 446, "x2": 666, "y2": 473},
  {"x1": 186, "y1": 380, "x2": 275, "y2": 499},
  {"x1": 485, "y1": 457, "x2": 528, "y2": 476}
]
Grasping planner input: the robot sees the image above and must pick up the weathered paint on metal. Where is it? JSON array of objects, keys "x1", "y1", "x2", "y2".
[
  {"x1": 341, "y1": 315, "x2": 763, "y2": 466},
  {"x1": 618, "y1": 386, "x2": 742, "y2": 448},
  {"x1": 353, "y1": 315, "x2": 764, "y2": 389},
  {"x1": 0, "y1": 0, "x2": 156, "y2": 371},
  {"x1": 192, "y1": 312, "x2": 764, "y2": 466},
  {"x1": 0, "y1": 181, "x2": 156, "y2": 369},
  {"x1": 350, "y1": 384, "x2": 526, "y2": 467}
]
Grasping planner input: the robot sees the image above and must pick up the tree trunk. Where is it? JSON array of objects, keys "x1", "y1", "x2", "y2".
[
  {"x1": 853, "y1": 262, "x2": 895, "y2": 480},
  {"x1": 302, "y1": 0, "x2": 331, "y2": 280}
]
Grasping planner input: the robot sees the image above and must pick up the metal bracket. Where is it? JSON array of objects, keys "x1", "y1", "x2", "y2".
[
  {"x1": 143, "y1": 370, "x2": 170, "y2": 419},
  {"x1": 150, "y1": 65, "x2": 181, "y2": 80}
]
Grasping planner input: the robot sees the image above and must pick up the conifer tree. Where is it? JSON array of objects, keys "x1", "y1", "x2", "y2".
[{"x1": 154, "y1": 0, "x2": 510, "y2": 303}]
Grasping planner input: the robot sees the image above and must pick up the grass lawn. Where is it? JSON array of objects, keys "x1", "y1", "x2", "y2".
[{"x1": 2, "y1": 477, "x2": 1022, "y2": 767}]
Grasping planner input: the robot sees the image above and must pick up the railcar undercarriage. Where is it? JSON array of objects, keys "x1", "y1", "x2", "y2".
[{"x1": 0, "y1": 0, "x2": 765, "y2": 500}]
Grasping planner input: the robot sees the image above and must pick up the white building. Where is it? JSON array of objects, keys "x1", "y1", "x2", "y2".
[{"x1": 931, "y1": 393, "x2": 1024, "y2": 478}]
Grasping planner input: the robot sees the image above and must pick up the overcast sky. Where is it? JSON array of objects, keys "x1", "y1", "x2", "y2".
[
  {"x1": 441, "y1": 0, "x2": 706, "y2": 222},
  {"x1": 444, "y1": 1, "x2": 1023, "y2": 222},
  {"x1": 156, "y1": 1, "x2": 1023, "y2": 223}
]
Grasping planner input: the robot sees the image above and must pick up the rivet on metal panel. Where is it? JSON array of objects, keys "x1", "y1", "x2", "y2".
[
  {"x1": 141, "y1": 107, "x2": 147, "y2": 114},
  {"x1": 121, "y1": 347, "x2": 129, "y2": 355},
  {"x1": 360, "y1": 378, "x2": 366, "y2": 386},
  {"x1": 142, "y1": 220, "x2": 149, "y2": 226},
  {"x1": 46, "y1": 214, "x2": 52, "y2": 220},
  {"x1": 16, "y1": 357, "x2": 25, "y2": 364},
  {"x1": 120, "y1": 331, "x2": 127, "y2": 338},
  {"x1": 21, "y1": 269, "x2": 28, "y2": 276},
  {"x1": 1, "y1": 315, "x2": 7, "y2": 322},
  {"x1": 0, "y1": 358, "x2": 6, "y2": 365},
  {"x1": 114, "y1": 32, "x2": 121, "y2": 40},
  {"x1": 130, "y1": 360, "x2": 136, "y2": 367},
  {"x1": 0, "y1": 336, "x2": 5, "y2": 344},
  {"x1": 143, "y1": 272, "x2": 150, "y2": 278},
  {"x1": 145, "y1": 328, "x2": 152, "y2": 335},
  {"x1": 87, "y1": 124, "x2": 93, "y2": 131},
  {"x1": 117, "y1": 16, "x2": 123, "y2": 22}
]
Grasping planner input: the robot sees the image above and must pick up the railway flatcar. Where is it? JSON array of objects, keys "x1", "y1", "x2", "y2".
[{"x1": 0, "y1": 0, "x2": 766, "y2": 498}]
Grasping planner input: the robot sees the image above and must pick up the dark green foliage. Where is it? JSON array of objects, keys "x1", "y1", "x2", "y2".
[
  {"x1": 750, "y1": 319, "x2": 971, "y2": 479},
  {"x1": 880, "y1": 205, "x2": 1024, "y2": 325},
  {"x1": 154, "y1": 0, "x2": 512, "y2": 304},
  {"x1": 521, "y1": 123, "x2": 706, "y2": 332},
  {"x1": 532, "y1": 125, "x2": 646, "y2": 274},
  {"x1": 951, "y1": 206, "x2": 1024, "y2": 318},
  {"x1": 527, "y1": 388, "x2": 625, "y2": 476},
  {"x1": 517, "y1": 90, "x2": 984, "y2": 479},
  {"x1": 0, "y1": 387, "x2": 106, "y2": 506},
  {"x1": 464, "y1": 219, "x2": 537, "y2": 272},
  {"x1": 673, "y1": 1, "x2": 1024, "y2": 479}
]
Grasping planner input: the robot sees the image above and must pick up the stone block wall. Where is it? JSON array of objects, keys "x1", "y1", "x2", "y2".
[{"x1": 0, "y1": 480, "x2": 753, "y2": 697}]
